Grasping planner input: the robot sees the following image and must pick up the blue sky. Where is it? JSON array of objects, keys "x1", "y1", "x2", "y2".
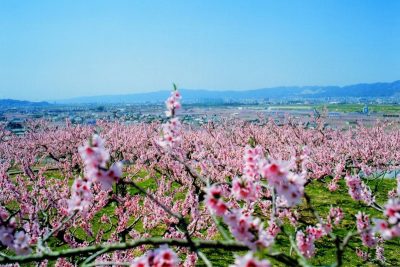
[{"x1": 0, "y1": 0, "x2": 399, "y2": 101}]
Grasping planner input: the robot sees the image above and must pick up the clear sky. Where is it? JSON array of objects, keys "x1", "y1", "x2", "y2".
[{"x1": 0, "y1": 0, "x2": 399, "y2": 101}]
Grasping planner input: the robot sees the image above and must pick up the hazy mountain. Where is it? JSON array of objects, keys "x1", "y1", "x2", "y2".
[
  {"x1": 0, "y1": 99, "x2": 51, "y2": 108},
  {"x1": 55, "y1": 80, "x2": 400, "y2": 104}
]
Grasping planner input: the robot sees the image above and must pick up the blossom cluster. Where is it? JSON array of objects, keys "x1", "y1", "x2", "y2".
[
  {"x1": 235, "y1": 145, "x2": 307, "y2": 206},
  {"x1": 205, "y1": 185, "x2": 278, "y2": 250},
  {"x1": 356, "y1": 212, "x2": 376, "y2": 248},
  {"x1": 158, "y1": 90, "x2": 182, "y2": 150},
  {"x1": 230, "y1": 252, "x2": 271, "y2": 267},
  {"x1": 231, "y1": 146, "x2": 263, "y2": 202},
  {"x1": 206, "y1": 145, "x2": 309, "y2": 250},
  {"x1": 78, "y1": 134, "x2": 123, "y2": 190},
  {"x1": 261, "y1": 161, "x2": 306, "y2": 207},
  {"x1": 0, "y1": 211, "x2": 31, "y2": 255},
  {"x1": 68, "y1": 135, "x2": 122, "y2": 213},
  {"x1": 130, "y1": 245, "x2": 179, "y2": 267},
  {"x1": 296, "y1": 207, "x2": 344, "y2": 258},
  {"x1": 373, "y1": 198, "x2": 400, "y2": 240},
  {"x1": 345, "y1": 175, "x2": 374, "y2": 205},
  {"x1": 165, "y1": 90, "x2": 181, "y2": 117}
]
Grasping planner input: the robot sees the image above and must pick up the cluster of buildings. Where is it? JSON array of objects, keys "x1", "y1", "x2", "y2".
[{"x1": 1, "y1": 102, "x2": 399, "y2": 135}]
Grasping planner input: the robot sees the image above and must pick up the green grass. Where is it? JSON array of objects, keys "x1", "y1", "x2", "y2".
[
  {"x1": 264, "y1": 103, "x2": 400, "y2": 114},
  {"x1": 316, "y1": 104, "x2": 400, "y2": 114}
]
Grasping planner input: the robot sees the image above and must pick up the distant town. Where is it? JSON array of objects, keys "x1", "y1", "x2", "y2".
[{"x1": 1, "y1": 96, "x2": 399, "y2": 136}]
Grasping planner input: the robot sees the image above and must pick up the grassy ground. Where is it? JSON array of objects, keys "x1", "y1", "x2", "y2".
[
  {"x1": 265, "y1": 104, "x2": 400, "y2": 114},
  {"x1": 316, "y1": 104, "x2": 400, "y2": 114}
]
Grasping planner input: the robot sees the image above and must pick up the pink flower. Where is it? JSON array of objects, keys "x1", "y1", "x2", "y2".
[
  {"x1": 372, "y1": 218, "x2": 400, "y2": 240},
  {"x1": 345, "y1": 175, "x2": 374, "y2": 205},
  {"x1": 230, "y1": 252, "x2": 271, "y2": 267},
  {"x1": 259, "y1": 161, "x2": 289, "y2": 186},
  {"x1": 384, "y1": 198, "x2": 400, "y2": 225},
  {"x1": 0, "y1": 225, "x2": 14, "y2": 247},
  {"x1": 376, "y1": 245, "x2": 385, "y2": 263},
  {"x1": 131, "y1": 245, "x2": 179, "y2": 267},
  {"x1": 67, "y1": 177, "x2": 93, "y2": 214},
  {"x1": 356, "y1": 248, "x2": 369, "y2": 261},
  {"x1": 78, "y1": 134, "x2": 109, "y2": 170},
  {"x1": 260, "y1": 160, "x2": 306, "y2": 207},
  {"x1": 183, "y1": 253, "x2": 197, "y2": 267},
  {"x1": 296, "y1": 230, "x2": 315, "y2": 258},
  {"x1": 306, "y1": 224, "x2": 326, "y2": 240},
  {"x1": 223, "y1": 209, "x2": 274, "y2": 250},
  {"x1": 131, "y1": 256, "x2": 151, "y2": 267},
  {"x1": 158, "y1": 118, "x2": 182, "y2": 150},
  {"x1": 165, "y1": 90, "x2": 181, "y2": 117},
  {"x1": 79, "y1": 135, "x2": 123, "y2": 190},
  {"x1": 12, "y1": 231, "x2": 32, "y2": 255},
  {"x1": 151, "y1": 245, "x2": 180, "y2": 267},
  {"x1": 328, "y1": 207, "x2": 344, "y2": 225},
  {"x1": 243, "y1": 146, "x2": 263, "y2": 181},
  {"x1": 373, "y1": 219, "x2": 392, "y2": 239},
  {"x1": 0, "y1": 220, "x2": 32, "y2": 256},
  {"x1": 98, "y1": 162, "x2": 123, "y2": 190},
  {"x1": 356, "y1": 212, "x2": 376, "y2": 248},
  {"x1": 232, "y1": 176, "x2": 260, "y2": 202},
  {"x1": 205, "y1": 185, "x2": 228, "y2": 216}
]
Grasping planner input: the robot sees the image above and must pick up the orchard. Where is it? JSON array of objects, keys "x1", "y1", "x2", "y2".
[{"x1": 0, "y1": 88, "x2": 399, "y2": 266}]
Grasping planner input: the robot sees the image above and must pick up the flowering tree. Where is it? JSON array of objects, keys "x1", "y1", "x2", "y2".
[{"x1": 0, "y1": 86, "x2": 400, "y2": 266}]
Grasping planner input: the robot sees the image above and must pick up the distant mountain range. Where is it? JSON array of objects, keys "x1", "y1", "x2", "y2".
[
  {"x1": 1, "y1": 80, "x2": 400, "y2": 105},
  {"x1": 0, "y1": 99, "x2": 51, "y2": 108},
  {"x1": 56, "y1": 80, "x2": 400, "y2": 104}
]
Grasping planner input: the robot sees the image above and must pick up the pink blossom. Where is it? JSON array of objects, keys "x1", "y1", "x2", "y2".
[
  {"x1": 296, "y1": 230, "x2": 315, "y2": 258},
  {"x1": 259, "y1": 160, "x2": 289, "y2": 186},
  {"x1": 355, "y1": 248, "x2": 369, "y2": 261},
  {"x1": 223, "y1": 209, "x2": 274, "y2": 250},
  {"x1": 230, "y1": 252, "x2": 271, "y2": 267},
  {"x1": 158, "y1": 118, "x2": 182, "y2": 150},
  {"x1": 183, "y1": 253, "x2": 197, "y2": 267},
  {"x1": 205, "y1": 185, "x2": 228, "y2": 216},
  {"x1": 0, "y1": 225, "x2": 14, "y2": 247},
  {"x1": 384, "y1": 198, "x2": 400, "y2": 225},
  {"x1": 345, "y1": 175, "x2": 374, "y2": 205},
  {"x1": 232, "y1": 176, "x2": 260, "y2": 202},
  {"x1": 131, "y1": 245, "x2": 179, "y2": 267},
  {"x1": 371, "y1": 198, "x2": 400, "y2": 240},
  {"x1": 67, "y1": 177, "x2": 93, "y2": 214},
  {"x1": 78, "y1": 135, "x2": 123, "y2": 190},
  {"x1": 376, "y1": 245, "x2": 385, "y2": 263},
  {"x1": 327, "y1": 207, "x2": 344, "y2": 226},
  {"x1": 306, "y1": 224, "x2": 326, "y2": 240},
  {"x1": 165, "y1": 90, "x2": 181, "y2": 117},
  {"x1": 151, "y1": 245, "x2": 180, "y2": 267},
  {"x1": 12, "y1": 231, "x2": 32, "y2": 255},
  {"x1": 243, "y1": 145, "x2": 263, "y2": 180},
  {"x1": 259, "y1": 160, "x2": 306, "y2": 207},
  {"x1": 78, "y1": 134, "x2": 109, "y2": 170},
  {"x1": 0, "y1": 219, "x2": 32, "y2": 256},
  {"x1": 356, "y1": 212, "x2": 376, "y2": 248}
]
